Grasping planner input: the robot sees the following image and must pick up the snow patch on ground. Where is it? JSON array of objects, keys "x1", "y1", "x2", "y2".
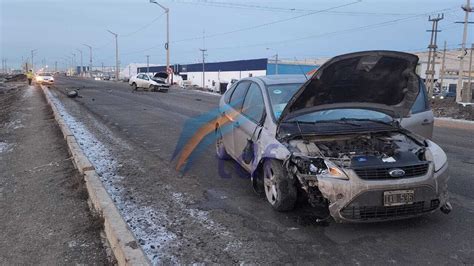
[
  {"x1": 4, "y1": 119, "x2": 24, "y2": 130},
  {"x1": 23, "y1": 86, "x2": 34, "y2": 98},
  {"x1": 0, "y1": 142, "x2": 12, "y2": 154},
  {"x1": 181, "y1": 88, "x2": 221, "y2": 97},
  {"x1": 46, "y1": 89, "x2": 176, "y2": 263},
  {"x1": 172, "y1": 192, "x2": 243, "y2": 252}
]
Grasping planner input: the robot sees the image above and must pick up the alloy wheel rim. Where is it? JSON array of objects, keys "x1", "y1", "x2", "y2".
[{"x1": 264, "y1": 166, "x2": 278, "y2": 205}]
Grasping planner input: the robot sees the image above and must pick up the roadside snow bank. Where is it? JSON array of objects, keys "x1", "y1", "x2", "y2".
[{"x1": 46, "y1": 89, "x2": 177, "y2": 263}]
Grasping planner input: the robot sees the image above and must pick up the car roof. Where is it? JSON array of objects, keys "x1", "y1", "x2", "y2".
[{"x1": 246, "y1": 74, "x2": 308, "y2": 86}]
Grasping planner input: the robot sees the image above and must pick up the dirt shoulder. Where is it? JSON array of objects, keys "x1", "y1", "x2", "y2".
[
  {"x1": 431, "y1": 99, "x2": 474, "y2": 121},
  {"x1": 0, "y1": 83, "x2": 108, "y2": 264}
]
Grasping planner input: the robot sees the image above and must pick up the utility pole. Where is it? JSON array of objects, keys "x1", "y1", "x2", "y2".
[
  {"x1": 150, "y1": 0, "x2": 170, "y2": 83},
  {"x1": 107, "y1": 30, "x2": 119, "y2": 81},
  {"x1": 83, "y1": 44, "x2": 93, "y2": 77},
  {"x1": 275, "y1": 53, "x2": 279, "y2": 74},
  {"x1": 71, "y1": 53, "x2": 76, "y2": 75},
  {"x1": 76, "y1": 49, "x2": 83, "y2": 77},
  {"x1": 439, "y1": 41, "x2": 447, "y2": 92},
  {"x1": 468, "y1": 43, "x2": 474, "y2": 100},
  {"x1": 200, "y1": 48, "x2": 207, "y2": 88},
  {"x1": 425, "y1": 14, "x2": 443, "y2": 98},
  {"x1": 55, "y1": 61, "x2": 58, "y2": 72},
  {"x1": 101, "y1": 62, "x2": 104, "y2": 73},
  {"x1": 456, "y1": 0, "x2": 473, "y2": 102},
  {"x1": 31, "y1": 49, "x2": 37, "y2": 73},
  {"x1": 146, "y1": 55, "x2": 150, "y2": 75}
]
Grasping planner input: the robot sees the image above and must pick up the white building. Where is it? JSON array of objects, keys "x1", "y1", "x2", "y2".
[{"x1": 137, "y1": 58, "x2": 319, "y2": 93}]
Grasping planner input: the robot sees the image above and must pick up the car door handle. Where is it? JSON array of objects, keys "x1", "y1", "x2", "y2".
[{"x1": 422, "y1": 119, "x2": 433, "y2": 125}]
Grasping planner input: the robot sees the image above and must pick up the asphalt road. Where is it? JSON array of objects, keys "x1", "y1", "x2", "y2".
[{"x1": 49, "y1": 76, "x2": 474, "y2": 264}]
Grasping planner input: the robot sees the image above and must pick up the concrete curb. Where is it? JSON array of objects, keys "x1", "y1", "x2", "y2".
[
  {"x1": 40, "y1": 85, "x2": 150, "y2": 266},
  {"x1": 435, "y1": 117, "x2": 474, "y2": 130}
]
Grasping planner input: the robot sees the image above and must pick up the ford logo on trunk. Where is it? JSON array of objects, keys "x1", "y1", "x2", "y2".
[{"x1": 389, "y1": 169, "x2": 405, "y2": 177}]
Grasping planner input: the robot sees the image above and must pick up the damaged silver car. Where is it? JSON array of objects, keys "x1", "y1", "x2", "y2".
[{"x1": 216, "y1": 51, "x2": 451, "y2": 222}]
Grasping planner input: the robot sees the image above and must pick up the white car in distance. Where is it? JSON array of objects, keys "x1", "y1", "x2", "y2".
[{"x1": 129, "y1": 72, "x2": 169, "y2": 92}]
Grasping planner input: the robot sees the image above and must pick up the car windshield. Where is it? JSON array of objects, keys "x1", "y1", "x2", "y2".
[
  {"x1": 39, "y1": 73, "x2": 52, "y2": 76},
  {"x1": 288, "y1": 108, "x2": 393, "y2": 123},
  {"x1": 266, "y1": 83, "x2": 302, "y2": 119}
]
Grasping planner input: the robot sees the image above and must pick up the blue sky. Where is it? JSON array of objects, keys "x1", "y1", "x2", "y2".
[{"x1": 0, "y1": 0, "x2": 468, "y2": 69}]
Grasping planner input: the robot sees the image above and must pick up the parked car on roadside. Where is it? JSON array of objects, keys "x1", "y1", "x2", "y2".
[
  {"x1": 432, "y1": 91, "x2": 456, "y2": 100},
  {"x1": 35, "y1": 72, "x2": 54, "y2": 84},
  {"x1": 216, "y1": 51, "x2": 450, "y2": 223},
  {"x1": 129, "y1": 72, "x2": 169, "y2": 92}
]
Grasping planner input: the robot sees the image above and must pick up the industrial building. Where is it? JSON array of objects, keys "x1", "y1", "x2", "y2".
[{"x1": 137, "y1": 58, "x2": 319, "y2": 93}]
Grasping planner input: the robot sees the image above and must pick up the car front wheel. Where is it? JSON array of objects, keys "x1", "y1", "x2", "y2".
[
  {"x1": 263, "y1": 159, "x2": 297, "y2": 211},
  {"x1": 131, "y1": 83, "x2": 137, "y2": 91}
]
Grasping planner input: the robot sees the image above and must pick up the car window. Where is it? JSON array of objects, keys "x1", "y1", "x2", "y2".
[
  {"x1": 266, "y1": 83, "x2": 302, "y2": 119},
  {"x1": 411, "y1": 81, "x2": 430, "y2": 114},
  {"x1": 224, "y1": 83, "x2": 237, "y2": 103},
  {"x1": 242, "y1": 83, "x2": 265, "y2": 123},
  {"x1": 229, "y1": 81, "x2": 250, "y2": 110},
  {"x1": 143, "y1": 75, "x2": 149, "y2": 80},
  {"x1": 137, "y1": 74, "x2": 143, "y2": 79}
]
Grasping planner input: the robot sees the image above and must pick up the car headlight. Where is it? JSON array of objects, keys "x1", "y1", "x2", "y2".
[
  {"x1": 426, "y1": 140, "x2": 448, "y2": 172},
  {"x1": 440, "y1": 96, "x2": 444, "y2": 99},
  {"x1": 320, "y1": 160, "x2": 349, "y2": 180}
]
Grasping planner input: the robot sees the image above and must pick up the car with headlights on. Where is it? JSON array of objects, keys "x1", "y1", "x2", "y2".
[
  {"x1": 215, "y1": 51, "x2": 450, "y2": 223},
  {"x1": 36, "y1": 72, "x2": 54, "y2": 84}
]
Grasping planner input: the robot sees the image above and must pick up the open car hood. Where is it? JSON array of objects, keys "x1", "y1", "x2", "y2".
[
  {"x1": 278, "y1": 51, "x2": 420, "y2": 123},
  {"x1": 153, "y1": 72, "x2": 169, "y2": 79}
]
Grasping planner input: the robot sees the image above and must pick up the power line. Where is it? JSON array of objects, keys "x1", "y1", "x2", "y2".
[
  {"x1": 201, "y1": 7, "x2": 457, "y2": 52},
  {"x1": 112, "y1": 0, "x2": 360, "y2": 57},
  {"x1": 168, "y1": 0, "x2": 416, "y2": 16},
  {"x1": 122, "y1": 13, "x2": 166, "y2": 37},
  {"x1": 172, "y1": 0, "x2": 361, "y2": 43}
]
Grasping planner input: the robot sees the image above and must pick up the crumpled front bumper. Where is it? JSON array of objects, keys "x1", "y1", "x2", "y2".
[{"x1": 316, "y1": 162, "x2": 449, "y2": 223}]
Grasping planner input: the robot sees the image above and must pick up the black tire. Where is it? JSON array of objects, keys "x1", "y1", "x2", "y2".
[
  {"x1": 263, "y1": 159, "x2": 297, "y2": 212},
  {"x1": 149, "y1": 85, "x2": 156, "y2": 92},
  {"x1": 215, "y1": 127, "x2": 230, "y2": 160},
  {"x1": 131, "y1": 83, "x2": 137, "y2": 91}
]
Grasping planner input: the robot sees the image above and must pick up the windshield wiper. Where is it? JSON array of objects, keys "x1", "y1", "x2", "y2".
[
  {"x1": 337, "y1": 118, "x2": 396, "y2": 127},
  {"x1": 313, "y1": 119, "x2": 361, "y2": 127}
]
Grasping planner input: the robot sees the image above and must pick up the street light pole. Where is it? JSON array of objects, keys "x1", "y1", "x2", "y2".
[
  {"x1": 83, "y1": 44, "x2": 93, "y2": 77},
  {"x1": 71, "y1": 53, "x2": 76, "y2": 75},
  {"x1": 150, "y1": 0, "x2": 170, "y2": 83},
  {"x1": 76, "y1": 49, "x2": 83, "y2": 77},
  {"x1": 31, "y1": 49, "x2": 37, "y2": 72},
  {"x1": 456, "y1": 0, "x2": 473, "y2": 102},
  {"x1": 146, "y1": 55, "x2": 150, "y2": 75},
  {"x1": 107, "y1": 30, "x2": 120, "y2": 81}
]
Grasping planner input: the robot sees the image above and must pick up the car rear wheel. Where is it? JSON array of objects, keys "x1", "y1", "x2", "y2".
[
  {"x1": 263, "y1": 159, "x2": 297, "y2": 211},
  {"x1": 215, "y1": 127, "x2": 230, "y2": 160}
]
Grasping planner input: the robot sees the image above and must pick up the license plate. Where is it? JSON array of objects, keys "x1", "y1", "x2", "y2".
[{"x1": 383, "y1": 190, "x2": 415, "y2": 206}]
